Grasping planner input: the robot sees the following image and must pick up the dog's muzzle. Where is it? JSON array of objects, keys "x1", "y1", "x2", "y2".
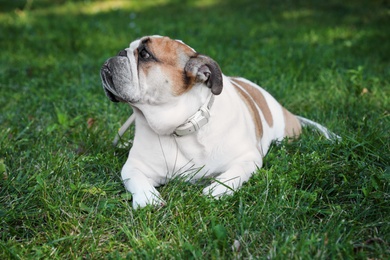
[{"x1": 100, "y1": 50, "x2": 128, "y2": 103}]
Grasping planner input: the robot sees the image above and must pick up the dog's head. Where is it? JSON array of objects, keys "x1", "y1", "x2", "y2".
[{"x1": 100, "y1": 36, "x2": 223, "y2": 106}]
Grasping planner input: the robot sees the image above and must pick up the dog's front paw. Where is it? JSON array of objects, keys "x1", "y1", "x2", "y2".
[
  {"x1": 132, "y1": 190, "x2": 166, "y2": 209},
  {"x1": 203, "y1": 182, "x2": 234, "y2": 198}
]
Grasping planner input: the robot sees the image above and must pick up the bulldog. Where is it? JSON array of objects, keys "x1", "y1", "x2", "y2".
[{"x1": 100, "y1": 35, "x2": 339, "y2": 209}]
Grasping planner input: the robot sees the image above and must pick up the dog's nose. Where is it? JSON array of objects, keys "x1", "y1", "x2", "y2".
[{"x1": 117, "y1": 50, "x2": 127, "y2": 57}]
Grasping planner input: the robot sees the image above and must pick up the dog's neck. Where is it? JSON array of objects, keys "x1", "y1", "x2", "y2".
[{"x1": 172, "y1": 94, "x2": 215, "y2": 137}]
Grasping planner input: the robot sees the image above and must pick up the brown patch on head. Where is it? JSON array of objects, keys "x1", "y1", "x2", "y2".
[
  {"x1": 231, "y1": 78, "x2": 273, "y2": 127},
  {"x1": 231, "y1": 79, "x2": 263, "y2": 140},
  {"x1": 282, "y1": 108, "x2": 302, "y2": 138},
  {"x1": 139, "y1": 36, "x2": 197, "y2": 96},
  {"x1": 148, "y1": 37, "x2": 195, "y2": 67}
]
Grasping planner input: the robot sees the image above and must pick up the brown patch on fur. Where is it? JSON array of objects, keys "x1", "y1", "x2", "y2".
[
  {"x1": 143, "y1": 37, "x2": 197, "y2": 96},
  {"x1": 231, "y1": 79, "x2": 263, "y2": 139},
  {"x1": 231, "y1": 78, "x2": 273, "y2": 128},
  {"x1": 282, "y1": 108, "x2": 301, "y2": 138}
]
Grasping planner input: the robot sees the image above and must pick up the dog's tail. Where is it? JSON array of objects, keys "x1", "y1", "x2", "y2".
[{"x1": 296, "y1": 116, "x2": 341, "y2": 141}]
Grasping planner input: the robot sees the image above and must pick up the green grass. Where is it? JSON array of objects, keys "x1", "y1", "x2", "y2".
[{"x1": 1, "y1": 0, "x2": 389, "y2": 258}]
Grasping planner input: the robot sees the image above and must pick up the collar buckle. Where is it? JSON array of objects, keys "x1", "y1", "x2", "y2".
[{"x1": 173, "y1": 95, "x2": 215, "y2": 136}]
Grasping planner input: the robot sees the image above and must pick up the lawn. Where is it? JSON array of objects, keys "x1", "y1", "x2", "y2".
[{"x1": 0, "y1": 0, "x2": 389, "y2": 259}]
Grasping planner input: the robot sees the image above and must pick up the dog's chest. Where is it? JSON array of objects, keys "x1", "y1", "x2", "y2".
[
  {"x1": 175, "y1": 136, "x2": 208, "y2": 162},
  {"x1": 158, "y1": 135, "x2": 221, "y2": 178}
]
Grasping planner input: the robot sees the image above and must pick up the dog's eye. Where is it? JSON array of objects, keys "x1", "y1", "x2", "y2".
[{"x1": 139, "y1": 49, "x2": 151, "y2": 60}]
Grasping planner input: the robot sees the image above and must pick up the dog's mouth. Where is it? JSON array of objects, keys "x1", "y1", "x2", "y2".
[
  {"x1": 101, "y1": 62, "x2": 121, "y2": 102},
  {"x1": 100, "y1": 50, "x2": 133, "y2": 103}
]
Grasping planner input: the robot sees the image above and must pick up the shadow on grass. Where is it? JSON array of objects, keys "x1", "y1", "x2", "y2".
[{"x1": 2, "y1": 0, "x2": 388, "y2": 60}]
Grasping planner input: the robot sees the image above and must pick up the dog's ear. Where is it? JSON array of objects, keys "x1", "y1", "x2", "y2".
[{"x1": 185, "y1": 55, "x2": 223, "y2": 95}]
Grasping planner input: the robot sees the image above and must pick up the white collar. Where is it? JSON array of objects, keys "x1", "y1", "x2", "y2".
[{"x1": 173, "y1": 94, "x2": 215, "y2": 136}]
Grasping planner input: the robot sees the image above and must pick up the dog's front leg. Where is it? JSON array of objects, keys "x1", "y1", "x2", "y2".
[
  {"x1": 203, "y1": 156, "x2": 261, "y2": 198},
  {"x1": 121, "y1": 164, "x2": 165, "y2": 209}
]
